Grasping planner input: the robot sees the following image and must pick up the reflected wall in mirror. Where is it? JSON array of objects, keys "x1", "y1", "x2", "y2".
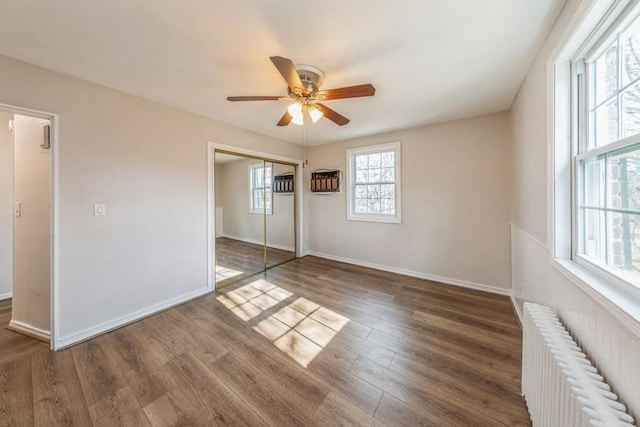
[
  {"x1": 214, "y1": 152, "x2": 296, "y2": 288},
  {"x1": 267, "y1": 162, "x2": 295, "y2": 269},
  {"x1": 214, "y1": 152, "x2": 266, "y2": 287}
]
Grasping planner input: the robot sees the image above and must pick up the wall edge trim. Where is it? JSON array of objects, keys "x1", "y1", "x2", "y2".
[
  {"x1": 306, "y1": 251, "x2": 511, "y2": 296},
  {"x1": 54, "y1": 286, "x2": 211, "y2": 350},
  {"x1": 221, "y1": 234, "x2": 295, "y2": 252},
  {"x1": 0, "y1": 292, "x2": 12, "y2": 301},
  {"x1": 8, "y1": 319, "x2": 50, "y2": 342}
]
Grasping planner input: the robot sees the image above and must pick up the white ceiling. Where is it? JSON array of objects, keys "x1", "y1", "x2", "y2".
[{"x1": 0, "y1": 0, "x2": 563, "y2": 145}]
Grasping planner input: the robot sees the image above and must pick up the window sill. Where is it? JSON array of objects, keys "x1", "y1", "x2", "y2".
[
  {"x1": 249, "y1": 210, "x2": 273, "y2": 216},
  {"x1": 346, "y1": 214, "x2": 401, "y2": 224},
  {"x1": 552, "y1": 258, "x2": 640, "y2": 339}
]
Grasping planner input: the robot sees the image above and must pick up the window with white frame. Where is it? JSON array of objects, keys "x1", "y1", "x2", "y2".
[
  {"x1": 346, "y1": 142, "x2": 401, "y2": 223},
  {"x1": 574, "y1": 2, "x2": 640, "y2": 289},
  {"x1": 250, "y1": 162, "x2": 272, "y2": 214}
]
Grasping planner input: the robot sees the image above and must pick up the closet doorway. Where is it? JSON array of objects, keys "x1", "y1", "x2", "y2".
[
  {"x1": 0, "y1": 105, "x2": 55, "y2": 362},
  {"x1": 211, "y1": 146, "x2": 300, "y2": 289}
]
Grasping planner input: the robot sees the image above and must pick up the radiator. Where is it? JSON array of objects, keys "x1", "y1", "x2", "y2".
[{"x1": 522, "y1": 303, "x2": 635, "y2": 426}]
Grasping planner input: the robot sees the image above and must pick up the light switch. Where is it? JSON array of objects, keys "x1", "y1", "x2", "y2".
[
  {"x1": 94, "y1": 203, "x2": 106, "y2": 216},
  {"x1": 14, "y1": 201, "x2": 21, "y2": 217}
]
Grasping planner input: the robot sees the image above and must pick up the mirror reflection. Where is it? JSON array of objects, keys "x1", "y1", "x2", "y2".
[{"x1": 214, "y1": 152, "x2": 296, "y2": 288}]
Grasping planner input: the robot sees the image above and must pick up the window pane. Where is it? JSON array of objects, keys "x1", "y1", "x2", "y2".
[
  {"x1": 368, "y1": 153, "x2": 381, "y2": 168},
  {"x1": 367, "y1": 185, "x2": 380, "y2": 199},
  {"x1": 593, "y1": 98, "x2": 619, "y2": 148},
  {"x1": 356, "y1": 170, "x2": 368, "y2": 183},
  {"x1": 622, "y1": 82, "x2": 640, "y2": 139},
  {"x1": 595, "y1": 41, "x2": 618, "y2": 105},
  {"x1": 381, "y1": 184, "x2": 395, "y2": 199},
  {"x1": 381, "y1": 199, "x2": 396, "y2": 215},
  {"x1": 355, "y1": 199, "x2": 368, "y2": 213},
  {"x1": 622, "y1": 15, "x2": 640, "y2": 85},
  {"x1": 583, "y1": 156, "x2": 605, "y2": 208},
  {"x1": 381, "y1": 167, "x2": 395, "y2": 182},
  {"x1": 381, "y1": 152, "x2": 394, "y2": 167},
  {"x1": 368, "y1": 199, "x2": 381, "y2": 214},
  {"x1": 355, "y1": 185, "x2": 367, "y2": 198},
  {"x1": 356, "y1": 155, "x2": 367, "y2": 170},
  {"x1": 607, "y1": 143, "x2": 640, "y2": 210},
  {"x1": 607, "y1": 212, "x2": 640, "y2": 283},
  {"x1": 369, "y1": 168, "x2": 381, "y2": 182},
  {"x1": 583, "y1": 208, "x2": 606, "y2": 263}
]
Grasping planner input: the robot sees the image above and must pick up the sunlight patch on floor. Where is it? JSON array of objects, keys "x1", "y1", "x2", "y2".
[
  {"x1": 216, "y1": 279, "x2": 293, "y2": 321},
  {"x1": 217, "y1": 279, "x2": 350, "y2": 368},
  {"x1": 215, "y1": 265, "x2": 244, "y2": 282},
  {"x1": 254, "y1": 297, "x2": 349, "y2": 367}
]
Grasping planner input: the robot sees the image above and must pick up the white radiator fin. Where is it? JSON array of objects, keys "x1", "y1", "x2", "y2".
[{"x1": 522, "y1": 303, "x2": 635, "y2": 426}]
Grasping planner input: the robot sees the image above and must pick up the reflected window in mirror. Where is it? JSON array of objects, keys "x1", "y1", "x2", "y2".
[{"x1": 250, "y1": 162, "x2": 273, "y2": 215}]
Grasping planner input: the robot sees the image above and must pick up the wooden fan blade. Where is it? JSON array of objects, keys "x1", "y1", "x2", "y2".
[
  {"x1": 226, "y1": 96, "x2": 282, "y2": 102},
  {"x1": 316, "y1": 103, "x2": 350, "y2": 126},
  {"x1": 318, "y1": 83, "x2": 376, "y2": 100},
  {"x1": 270, "y1": 56, "x2": 304, "y2": 91},
  {"x1": 277, "y1": 112, "x2": 293, "y2": 126}
]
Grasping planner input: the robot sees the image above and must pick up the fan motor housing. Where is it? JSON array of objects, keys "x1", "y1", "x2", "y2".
[{"x1": 293, "y1": 64, "x2": 325, "y2": 96}]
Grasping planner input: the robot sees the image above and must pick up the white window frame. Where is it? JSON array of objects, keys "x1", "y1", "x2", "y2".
[
  {"x1": 550, "y1": 0, "x2": 640, "y2": 334},
  {"x1": 572, "y1": 0, "x2": 640, "y2": 295},
  {"x1": 346, "y1": 141, "x2": 401, "y2": 224},
  {"x1": 249, "y1": 162, "x2": 272, "y2": 215}
]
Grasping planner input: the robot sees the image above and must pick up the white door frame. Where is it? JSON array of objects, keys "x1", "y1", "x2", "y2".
[
  {"x1": 207, "y1": 141, "x2": 304, "y2": 290},
  {"x1": 0, "y1": 102, "x2": 58, "y2": 349}
]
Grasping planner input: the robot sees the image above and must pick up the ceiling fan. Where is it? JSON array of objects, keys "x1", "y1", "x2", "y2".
[{"x1": 226, "y1": 56, "x2": 375, "y2": 127}]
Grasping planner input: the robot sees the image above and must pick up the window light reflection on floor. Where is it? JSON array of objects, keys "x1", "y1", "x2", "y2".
[
  {"x1": 215, "y1": 265, "x2": 244, "y2": 282},
  {"x1": 216, "y1": 279, "x2": 349, "y2": 367}
]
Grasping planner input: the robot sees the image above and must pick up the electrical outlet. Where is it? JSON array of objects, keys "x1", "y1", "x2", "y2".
[
  {"x1": 94, "y1": 203, "x2": 106, "y2": 216},
  {"x1": 14, "y1": 201, "x2": 21, "y2": 217}
]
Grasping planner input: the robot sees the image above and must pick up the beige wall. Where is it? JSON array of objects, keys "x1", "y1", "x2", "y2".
[
  {"x1": 307, "y1": 112, "x2": 512, "y2": 291},
  {"x1": 0, "y1": 54, "x2": 301, "y2": 347},
  {"x1": 217, "y1": 158, "x2": 295, "y2": 251},
  {"x1": 510, "y1": 0, "x2": 640, "y2": 416},
  {"x1": 0, "y1": 111, "x2": 13, "y2": 299},
  {"x1": 12, "y1": 114, "x2": 50, "y2": 332}
]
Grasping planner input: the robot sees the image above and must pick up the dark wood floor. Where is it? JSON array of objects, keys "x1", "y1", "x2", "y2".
[
  {"x1": 0, "y1": 256, "x2": 531, "y2": 426},
  {"x1": 216, "y1": 237, "x2": 295, "y2": 288},
  {"x1": 0, "y1": 299, "x2": 49, "y2": 367}
]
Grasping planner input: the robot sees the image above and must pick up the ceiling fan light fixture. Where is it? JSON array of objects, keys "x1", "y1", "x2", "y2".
[
  {"x1": 308, "y1": 105, "x2": 324, "y2": 123},
  {"x1": 288, "y1": 102, "x2": 304, "y2": 125}
]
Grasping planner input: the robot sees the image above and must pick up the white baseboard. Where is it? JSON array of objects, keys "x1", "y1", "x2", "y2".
[
  {"x1": 0, "y1": 292, "x2": 12, "y2": 301},
  {"x1": 8, "y1": 319, "x2": 50, "y2": 342},
  {"x1": 306, "y1": 251, "x2": 512, "y2": 296},
  {"x1": 510, "y1": 293, "x2": 524, "y2": 328},
  {"x1": 220, "y1": 234, "x2": 295, "y2": 253},
  {"x1": 54, "y1": 286, "x2": 211, "y2": 350}
]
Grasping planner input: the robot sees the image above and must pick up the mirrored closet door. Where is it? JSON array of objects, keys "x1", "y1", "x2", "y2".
[{"x1": 214, "y1": 151, "x2": 296, "y2": 288}]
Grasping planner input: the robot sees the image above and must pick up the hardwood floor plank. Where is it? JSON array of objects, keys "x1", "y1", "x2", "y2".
[
  {"x1": 0, "y1": 299, "x2": 49, "y2": 367},
  {"x1": 306, "y1": 356, "x2": 384, "y2": 416},
  {"x1": 89, "y1": 386, "x2": 151, "y2": 427},
  {"x1": 209, "y1": 351, "x2": 322, "y2": 426},
  {"x1": 389, "y1": 352, "x2": 531, "y2": 425},
  {"x1": 350, "y1": 356, "x2": 476, "y2": 425},
  {"x1": 212, "y1": 325, "x2": 331, "y2": 414},
  {"x1": 374, "y1": 392, "x2": 436, "y2": 426},
  {"x1": 32, "y1": 349, "x2": 92, "y2": 427},
  {"x1": 315, "y1": 392, "x2": 387, "y2": 427},
  {"x1": 157, "y1": 309, "x2": 229, "y2": 365},
  {"x1": 0, "y1": 357, "x2": 34, "y2": 426},
  {"x1": 161, "y1": 351, "x2": 268, "y2": 426},
  {"x1": 71, "y1": 336, "x2": 128, "y2": 407}
]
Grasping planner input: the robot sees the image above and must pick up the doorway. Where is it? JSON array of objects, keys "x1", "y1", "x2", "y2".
[
  {"x1": 0, "y1": 105, "x2": 55, "y2": 360},
  {"x1": 209, "y1": 144, "x2": 301, "y2": 289}
]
